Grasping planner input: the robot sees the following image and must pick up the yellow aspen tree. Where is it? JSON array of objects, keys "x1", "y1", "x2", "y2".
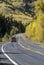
[{"x1": 25, "y1": 0, "x2": 44, "y2": 42}]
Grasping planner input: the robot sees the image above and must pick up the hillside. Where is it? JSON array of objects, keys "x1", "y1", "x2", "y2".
[
  {"x1": 0, "y1": 0, "x2": 44, "y2": 43},
  {"x1": 0, "y1": 0, "x2": 33, "y2": 42},
  {"x1": 25, "y1": 0, "x2": 44, "y2": 43}
]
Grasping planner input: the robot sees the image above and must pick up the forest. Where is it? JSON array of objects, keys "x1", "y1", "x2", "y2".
[{"x1": 0, "y1": 0, "x2": 44, "y2": 43}]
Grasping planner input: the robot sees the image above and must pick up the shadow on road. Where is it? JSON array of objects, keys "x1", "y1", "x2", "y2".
[{"x1": 0, "y1": 63, "x2": 13, "y2": 65}]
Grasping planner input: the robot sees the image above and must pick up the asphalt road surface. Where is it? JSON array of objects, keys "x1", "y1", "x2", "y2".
[
  {"x1": 0, "y1": 44, "x2": 14, "y2": 65},
  {"x1": 1, "y1": 34, "x2": 44, "y2": 65}
]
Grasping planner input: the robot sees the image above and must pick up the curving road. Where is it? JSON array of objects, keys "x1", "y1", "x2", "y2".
[{"x1": 1, "y1": 34, "x2": 44, "y2": 65}]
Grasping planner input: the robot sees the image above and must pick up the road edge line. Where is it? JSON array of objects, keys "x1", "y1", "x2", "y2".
[{"x1": 1, "y1": 44, "x2": 18, "y2": 65}]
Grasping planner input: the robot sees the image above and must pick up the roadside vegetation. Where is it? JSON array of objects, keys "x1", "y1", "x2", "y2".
[
  {"x1": 0, "y1": 0, "x2": 33, "y2": 42},
  {"x1": 25, "y1": 0, "x2": 44, "y2": 43},
  {"x1": 0, "y1": 0, "x2": 44, "y2": 43}
]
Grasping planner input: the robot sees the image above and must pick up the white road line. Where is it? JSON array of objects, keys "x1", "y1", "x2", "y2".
[{"x1": 1, "y1": 44, "x2": 18, "y2": 65}]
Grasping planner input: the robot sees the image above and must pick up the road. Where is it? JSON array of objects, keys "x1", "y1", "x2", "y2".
[
  {"x1": 1, "y1": 34, "x2": 44, "y2": 65},
  {"x1": 0, "y1": 44, "x2": 13, "y2": 65}
]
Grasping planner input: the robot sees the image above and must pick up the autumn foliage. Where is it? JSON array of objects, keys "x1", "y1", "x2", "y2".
[{"x1": 25, "y1": 0, "x2": 44, "y2": 42}]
